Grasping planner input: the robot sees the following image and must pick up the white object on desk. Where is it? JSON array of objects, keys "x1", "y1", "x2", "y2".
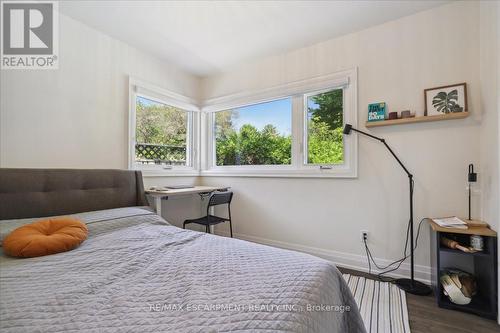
[{"x1": 146, "y1": 185, "x2": 229, "y2": 232}]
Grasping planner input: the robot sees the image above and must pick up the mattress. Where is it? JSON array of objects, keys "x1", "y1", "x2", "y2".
[{"x1": 0, "y1": 207, "x2": 365, "y2": 333}]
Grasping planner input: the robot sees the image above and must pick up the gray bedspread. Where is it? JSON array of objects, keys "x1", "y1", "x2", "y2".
[{"x1": 0, "y1": 207, "x2": 365, "y2": 333}]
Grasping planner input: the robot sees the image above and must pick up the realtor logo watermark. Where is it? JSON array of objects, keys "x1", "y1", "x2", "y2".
[{"x1": 1, "y1": 0, "x2": 58, "y2": 69}]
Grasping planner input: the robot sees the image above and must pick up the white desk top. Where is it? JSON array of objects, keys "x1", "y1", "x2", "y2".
[{"x1": 145, "y1": 185, "x2": 229, "y2": 197}]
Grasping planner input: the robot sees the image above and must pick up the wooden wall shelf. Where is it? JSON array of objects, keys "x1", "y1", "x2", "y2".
[{"x1": 365, "y1": 112, "x2": 469, "y2": 128}]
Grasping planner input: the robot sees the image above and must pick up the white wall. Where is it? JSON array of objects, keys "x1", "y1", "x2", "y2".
[
  {"x1": 479, "y1": 1, "x2": 499, "y2": 232},
  {"x1": 0, "y1": 13, "x2": 199, "y2": 169},
  {"x1": 201, "y1": 1, "x2": 483, "y2": 281},
  {"x1": 479, "y1": 0, "x2": 500, "y2": 325}
]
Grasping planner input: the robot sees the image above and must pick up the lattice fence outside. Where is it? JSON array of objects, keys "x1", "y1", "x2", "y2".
[{"x1": 135, "y1": 143, "x2": 186, "y2": 165}]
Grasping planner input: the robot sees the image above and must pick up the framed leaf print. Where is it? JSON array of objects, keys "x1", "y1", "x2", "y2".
[{"x1": 424, "y1": 83, "x2": 467, "y2": 116}]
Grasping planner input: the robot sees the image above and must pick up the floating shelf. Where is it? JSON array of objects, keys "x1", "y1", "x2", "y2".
[{"x1": 365, "y1": 112, "x2": 469, "y2": 128}]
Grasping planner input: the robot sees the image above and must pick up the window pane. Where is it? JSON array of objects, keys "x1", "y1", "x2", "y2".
[
  {"x1": 135, "y1": 96, "x2": 188, "y2": 166},
  {"x1": 306, "y1": 89, "x2": 344, "y2": 164},
  {"x1": 215, "y1": 98, "x2": 292, "y2": 166}
]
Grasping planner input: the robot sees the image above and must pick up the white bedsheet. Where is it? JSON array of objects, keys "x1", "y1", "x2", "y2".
[{"x1": 0, "y1": 207, "x2": 365, "y2": 333}]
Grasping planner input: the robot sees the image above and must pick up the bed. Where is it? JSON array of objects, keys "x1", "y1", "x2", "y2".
[{"x1": 0, "y1": 168, "x2": 365, "y2": 333}]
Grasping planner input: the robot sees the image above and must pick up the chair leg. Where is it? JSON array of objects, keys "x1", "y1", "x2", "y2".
[
  {"x1": 206, "y1": 225, "x2": 209, "y2": 233},
  {"x1": 229, "y1": 220, "x2": 233, "y2": 238}
]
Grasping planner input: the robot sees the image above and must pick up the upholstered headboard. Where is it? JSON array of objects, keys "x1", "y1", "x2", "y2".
[{"x1": 0, "y1": 169, "x2": 148, "y2": 220}]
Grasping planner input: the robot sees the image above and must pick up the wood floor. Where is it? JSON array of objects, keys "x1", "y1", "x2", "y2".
[{"x1": 338, "y1": 267, "x2": 499, "y2": 333}]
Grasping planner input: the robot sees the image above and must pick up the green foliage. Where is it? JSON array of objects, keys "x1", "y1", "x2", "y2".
[
  {"x1": 215, "y1": 89, "x2": 344, "y2": 166},
  {"x1": 136, "y1": 99, "x2": 187, "y2": 146},
  {"x1": 308, "y1": 89, "x2": 343, "y2": 129},
  {"x1": 216, "y1": 122, "x2": 291, "y2": 166},
  {"x1": 135, "y1": 98, "x2": 187, "y2": 163},
  {"x1": 307, "y1": 89, "x2": 344, "y2": 164},
  {"x1": 307, "y1": 117, "x2": 344, "y2": 164},
  {"x1": 135, "y1": 89, "x2": 345, "y2": 166}
]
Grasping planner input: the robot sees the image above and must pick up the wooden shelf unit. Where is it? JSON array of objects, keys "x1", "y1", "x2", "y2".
[
  {"x1": 428, "y1": 219, "x2": 498, "y2": 320},
  {"x1": 428, "y1": 219, "x2": 497, "y2": 237},
  {"x1": 365, "y1": 112, "x2": 469, "y2": 128}
]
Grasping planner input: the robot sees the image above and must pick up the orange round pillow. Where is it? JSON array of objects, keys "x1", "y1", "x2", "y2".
[{"x1": 3, "y1": 217, "x2": 88, "y2": 258}]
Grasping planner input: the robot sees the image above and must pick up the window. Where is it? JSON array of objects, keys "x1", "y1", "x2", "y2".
[
  {"x1": 130, "y1": 69, "x2": 357, "y2": 178},
  {"x1": 214, "y1": 98, "x2": 292, "y2": 166},
  {"x1": 305, "y1": 89, "x2": 344, "y2": 165},
  {"x1": 129, "y1": 79, "x2": 199, "y2": 174},
  {"x1": 135, "y1": 96, "x2": 189, "y2": 166},
  {"x1": 203, "y1": 68, "x2": 357, "y2": 177}
]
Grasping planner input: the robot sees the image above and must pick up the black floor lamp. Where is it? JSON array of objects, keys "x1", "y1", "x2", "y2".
[{"x1": 343, "y1": 124, "x2": 432, "y2": 296}]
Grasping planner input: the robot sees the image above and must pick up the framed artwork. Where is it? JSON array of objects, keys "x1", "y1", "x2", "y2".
[{"x1": 424, "y1": 83, "x2": 467, "y2": 116}]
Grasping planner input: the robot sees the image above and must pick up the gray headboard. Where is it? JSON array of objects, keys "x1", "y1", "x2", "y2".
[{"x1": 0, "y1": 169, "x2": 148, "y2": 220}]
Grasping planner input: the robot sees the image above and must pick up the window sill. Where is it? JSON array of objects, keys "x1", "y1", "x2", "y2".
[
  {"x1": 136, "y1": 166, "x2": 357, "y2": 178},
  {"x1": 138, "y1": 169, "x2": 201, "y2": 178},
  {"x1": 199, "y1": 168, "x2": 357, "y2": 178},
  {"x1": 139, "y1": 170, "x2": 356, "y2": 178}
]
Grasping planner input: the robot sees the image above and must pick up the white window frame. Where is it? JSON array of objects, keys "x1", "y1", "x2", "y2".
[
  {"x1": 200, "y1": 68, "x2": 358, "y2": 178},
  {"x1": 128, "y1": 78, "x2": 200, "y2": 177}
]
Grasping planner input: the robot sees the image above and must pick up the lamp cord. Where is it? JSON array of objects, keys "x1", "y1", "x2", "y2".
[{"x1": 362, "y1": 178, "x2": 426, "y2": 283}]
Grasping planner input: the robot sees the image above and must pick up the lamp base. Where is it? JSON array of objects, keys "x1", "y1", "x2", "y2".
[{"x1": 395, "y1": 278, "x2": 432, "y2": 296}]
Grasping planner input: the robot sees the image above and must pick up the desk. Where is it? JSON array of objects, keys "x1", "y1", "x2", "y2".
[{"x1": 146, "y1": 185, "x2": 229, "y2": 218}]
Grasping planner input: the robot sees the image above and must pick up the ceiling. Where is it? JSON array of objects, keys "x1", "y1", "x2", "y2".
[{"x1": 60, "y1": 1, "x2": 449, "y2": 77}]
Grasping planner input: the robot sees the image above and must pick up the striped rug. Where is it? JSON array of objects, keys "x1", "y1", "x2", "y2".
[{"x1": 343, "y1": 274, "x2": 411, "y2": 333}]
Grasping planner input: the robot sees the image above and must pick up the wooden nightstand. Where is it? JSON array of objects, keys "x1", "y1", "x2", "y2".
[{"x1": 428, "y1": 219, "x2": 497, "y2": 320}]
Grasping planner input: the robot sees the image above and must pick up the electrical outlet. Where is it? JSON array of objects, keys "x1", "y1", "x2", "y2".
[{"x1": 360, "y1": 230, "x2": 369, "y2": 243}]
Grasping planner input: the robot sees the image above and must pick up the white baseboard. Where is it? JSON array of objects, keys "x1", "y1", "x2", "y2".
[{"x1": 216, "y1": 230, "x2": 431, "y2": 284}]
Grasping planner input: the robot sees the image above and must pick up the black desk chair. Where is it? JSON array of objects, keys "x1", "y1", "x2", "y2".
[{"x1": 183, "y1": 191, "x2": 233, "y2": 237}]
